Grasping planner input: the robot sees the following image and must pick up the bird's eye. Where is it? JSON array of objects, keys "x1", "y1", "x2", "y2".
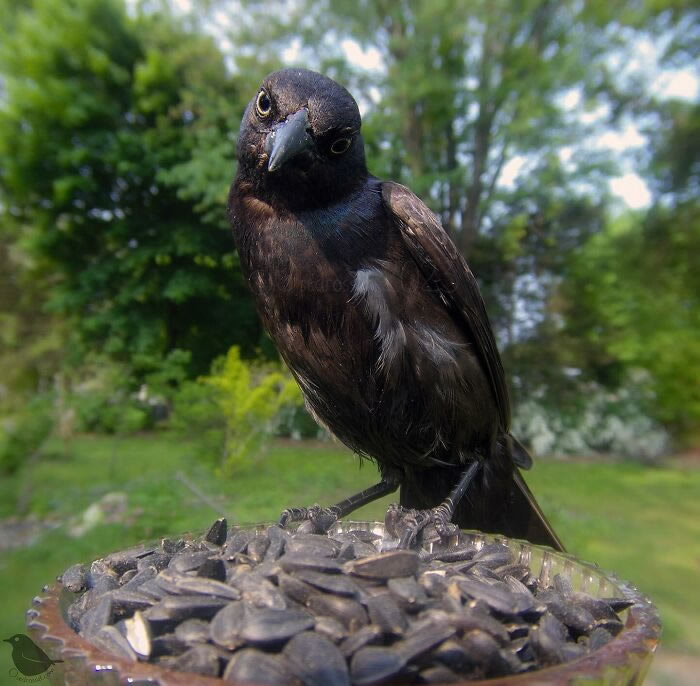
[
  {"x1": 330, "y1": 137, "x2": 352, "y2": 155},
  {"x1": 256, "y1": 90, "x2": 272, "y2": 118}
]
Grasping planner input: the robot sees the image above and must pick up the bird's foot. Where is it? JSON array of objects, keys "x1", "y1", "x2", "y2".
[
  {"x1": 278, "y1": 504, "x2": 340, "y2": 534},
  {"x1": 384, "y1": 503, "x2": 458, "y2": 549}
]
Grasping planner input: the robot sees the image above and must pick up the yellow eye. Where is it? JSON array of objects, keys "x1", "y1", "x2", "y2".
[
  {"x1": 256, "y1": 90, "x2": 272, "y2": 117},
  {"x1": 330, "y1": 137, "x2": 352, "y2": 155}
]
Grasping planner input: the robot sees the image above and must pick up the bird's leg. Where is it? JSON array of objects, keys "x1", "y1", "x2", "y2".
[
  {"x1": 278, "y1": 479, "x2": 398, "y2": 533},
  {"x1": 386, "y1": 461, "x2": 481, "y2": 549}
]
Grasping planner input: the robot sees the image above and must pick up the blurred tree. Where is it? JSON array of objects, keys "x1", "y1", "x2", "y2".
[
  {"x1": 0, "y1": 231, "x2": 64, "y2": 407},
  {"x1": 0, "y1": 0, "x2": 259, "y2": 379},
  {"x1": 1, "y1": 0, "x2": 696, "y2": 448},
  {"x1": 564, "y1": 101, "x2": 700, "y2": 439}
]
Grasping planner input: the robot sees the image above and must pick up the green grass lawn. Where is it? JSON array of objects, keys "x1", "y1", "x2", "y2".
[{"x1": 1, "y1": 432, "x2": 699, "y2": 679}]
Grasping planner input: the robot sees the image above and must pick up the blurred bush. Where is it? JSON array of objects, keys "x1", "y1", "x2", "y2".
[
  {"x1": 172, "y1": 346, "x2": 304, "y2": 473},
  {"x1": 170, "y1": 378, "x2": 226, "y2": 467},
  {"x1": 512, "y1": 377, "x2": 670, "y2": 461},
  {"x1": 0, "y1": 395, "x2": 54, "y2": 474},
  {"x1": 277, "y1": 404, "x2": 327, "y2": 441}
]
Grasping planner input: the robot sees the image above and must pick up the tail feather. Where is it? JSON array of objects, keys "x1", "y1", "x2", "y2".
[
  {"x1": 511, "y1": 469, "x2": 565, "y2": 552},
  {"x1": 400, "y1": 459, "x2": 565, "y2": 552}
]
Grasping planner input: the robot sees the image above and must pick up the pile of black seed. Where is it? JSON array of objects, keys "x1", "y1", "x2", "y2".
[{"x1": 59, "y1": 519, "x2": 632, "y2": 684}]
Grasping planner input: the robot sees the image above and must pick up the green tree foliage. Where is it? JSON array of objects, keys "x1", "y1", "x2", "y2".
[
  {"x1": 0, "y1": 0, "x2": 259, "y2": 379},
  {"x1": 564, "y1": 101, "x2": 700, "y2": 438},
  {"x1": 0, "y1": 0, "x2": 697, "y2": 451}
]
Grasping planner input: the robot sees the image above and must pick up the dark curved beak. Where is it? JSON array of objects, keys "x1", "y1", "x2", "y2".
[{"x1": 265, "y1": 108, "x2": 313, "y2": 172}]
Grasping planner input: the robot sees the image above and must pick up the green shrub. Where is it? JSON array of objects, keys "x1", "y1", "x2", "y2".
[
  {"x1": 0, "y1": 395, "x2": 54, "y2": 474},
  {"x1": 116, "y1": 405, "x2": 150, "y2": 434},
  {"x1": 72, "y1": 389, "x2": 121, "y2": 433},
  {"x1": 277, "y1": 404, "x2": 325, "y2": 440},
  {"x1": 170, "y1": 379, "x2": 226, "y2": 467},
  {"x1": 66, "y1": 354, "x2": 159, "y2": 435},
  {"x1": 172, "y1": 347, "x2": 304, "y2": 473}
]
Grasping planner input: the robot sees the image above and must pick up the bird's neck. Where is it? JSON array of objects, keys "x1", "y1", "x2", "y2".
[{"x1": 235, "y1": 167, "x2": 369, "y2": 215}]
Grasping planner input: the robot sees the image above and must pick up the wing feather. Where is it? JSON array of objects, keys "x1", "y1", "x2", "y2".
[{"x1": 382, "y1": 181, "x2": 510, "y2": 430}]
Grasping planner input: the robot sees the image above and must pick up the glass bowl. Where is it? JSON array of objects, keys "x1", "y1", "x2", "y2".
[{"x1": 25, "y1": 522, "x2": 661, "y2": 685}]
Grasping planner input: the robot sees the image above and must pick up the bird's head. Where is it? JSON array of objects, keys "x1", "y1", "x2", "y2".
[
  {"x1": 4, "y1": 634, "x2": 26, "y2": 645},
  {"x1": 236, "y1": 68, "x2": 368, "y2": 209}
]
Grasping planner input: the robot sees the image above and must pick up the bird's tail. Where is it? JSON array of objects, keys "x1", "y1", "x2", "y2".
[
  {"x1": 400, "y1": 449, "x2": 565, "y2": 552},
  {"x1": 509, "y1": 469, "x2": 565, "y2": 552},
  {"x1": 451, "y1": 465, "x2": 565, "y2": 552}
]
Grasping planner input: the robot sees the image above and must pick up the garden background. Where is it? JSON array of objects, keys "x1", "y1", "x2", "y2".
[{"x1": 1, "y1": 1, "x2": 698, "y2": 683}]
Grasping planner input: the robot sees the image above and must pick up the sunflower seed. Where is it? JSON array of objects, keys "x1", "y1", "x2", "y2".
[
  {"x1": 543, "y1": 594, "x2": 596, "y2": 635},
  {"x1": 63, "y1": 518, "x2": 637, "y2": 681},
  {"x1": 210, "y1": 601, "x2": 246, "y2": 650},
  {"x1": 146, "y1": 594, "x2": 227, "y2": 622},
  {"x1": 278, "y1": 572, "x2": 316, "y2": 604},
  {"x1": 292, "y1": 568, "x2": 361, "y2": 597},
  {"x1": 167, "y1": 550, "x2": 212, "y2": 573},
  {"x1": 197, "y1": 557, "x2": 227, "y2": 581},
  {"x1": 92, "y1": 625, "x2": 138, "y2": 661},
  {"x1": 239, "y1": 607, "x2": 315, "y2": 645},
  {"x1": 248, "y1": 534, "x2": 271, "y2": 562},
  {"x1": 365, "y1": 593, "x2": 408, "y2": 636},
  {"x1": 120, "y1": 566, "x2": 157, "y2": 592},
  {"x1": 109, "y1": 589, "x2": 156, "y2": 615},
  {"x1": 284, "y1": 631, "x2": 350, "y2": 686},
  {"x1": 205, "y1": 517, "x2": 227, "y2": 546},
  {"x1": 287, "y1": 533, "x2": 340, "y2": 558},
  {"x1": 345, "y1": 550, "x2": 419, "y2": 579},
  {"x1": 174, "y1": 618, "x2": 210, "y2": 644},
  {"x1": 314, "y1": 615, "x2": 348, "y2": 643},
  {"x1": 265, "y1": 525, "x2": 288, "y2": 561},
  {"x1": 171, "y1": 644, "x2": 220, "y2": 677},
  {"x1": 79, "y1": 595, "x2": 113, "y2": 637},
  {"x1": 61, "y1": 563, "x2": 88, "y2": 592},
  {"x1": 393, "y1": 622, "x2": 455, "y2": 661},
  {"x1": 601, "y1": 597, "x2": 634, "y2": 613},
  {"x1": 279, "y1": 553, "x2": 344, "y2": 574},
  {"x1": 387, "y1": 576, "x2": 428, "y2": 610},
  {"x1": 432, "y1": 638, "x2": 474, "y2": 671},
  {"x1": 230, "y1": 569, "x2": 287, "y2": 608},
  {"x1": 350, "y1": 646, "x2": 406, "y2": 686},
  {"x1": 138, "y1": 551, "x2": 171, "y2": 572},
  {"x1": 124, "y1": 610, "x2": 152, "y2": 657},
  {"x1": 150, "y1": 633, "x2": 189, "y2": 657},
  {"x1": 587, "y1": 626, "x2": 615, "y2": 650},
  {"x1": 170, "y1": 575, "x2": 240, "y2": 600},
  {"x1": 223, "y1": 648, "x2": 300, "y2": 685},
  {"x1": 307, "y1": 592, "x2": 369, "y2": 631},
  {"x1": 224, "y1": 529, "x2": 252, "y2": 557},
  {"x1": 455, "y1": 576, "x2": 534, "y2": 615},
  {"x1": 338, "y1": 623, "x2": 383, "y2": 657}
]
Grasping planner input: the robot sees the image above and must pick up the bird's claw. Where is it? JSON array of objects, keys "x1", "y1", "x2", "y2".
[
  {"x1": 278, "y1": 504, "x2": 340, "y2": 534},
  {"x1": 385, "y1": 503, "x2": 457, "y2": 550}
]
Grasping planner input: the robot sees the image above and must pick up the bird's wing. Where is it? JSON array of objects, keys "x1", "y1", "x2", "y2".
[{"x1": 382, "y1": 181, "x2": 510, "y2": 430}]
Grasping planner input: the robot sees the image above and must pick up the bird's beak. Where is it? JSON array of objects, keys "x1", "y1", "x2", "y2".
[{"x1": 265, "y1": 108, "x2": 313, "y2": 172}]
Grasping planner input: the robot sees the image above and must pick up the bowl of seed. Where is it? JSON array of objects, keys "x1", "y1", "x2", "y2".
[{"x1": 26, "y1": 519, "x2": 660, "y2": 685}]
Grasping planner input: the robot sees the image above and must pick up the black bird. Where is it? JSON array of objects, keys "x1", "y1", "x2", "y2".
[
  {"x1": 228, "y1": 68, "x2": 564, "y2": 551},
  {"x1": 4, "y1": 634, "x2": 63, "y2": 676}
]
